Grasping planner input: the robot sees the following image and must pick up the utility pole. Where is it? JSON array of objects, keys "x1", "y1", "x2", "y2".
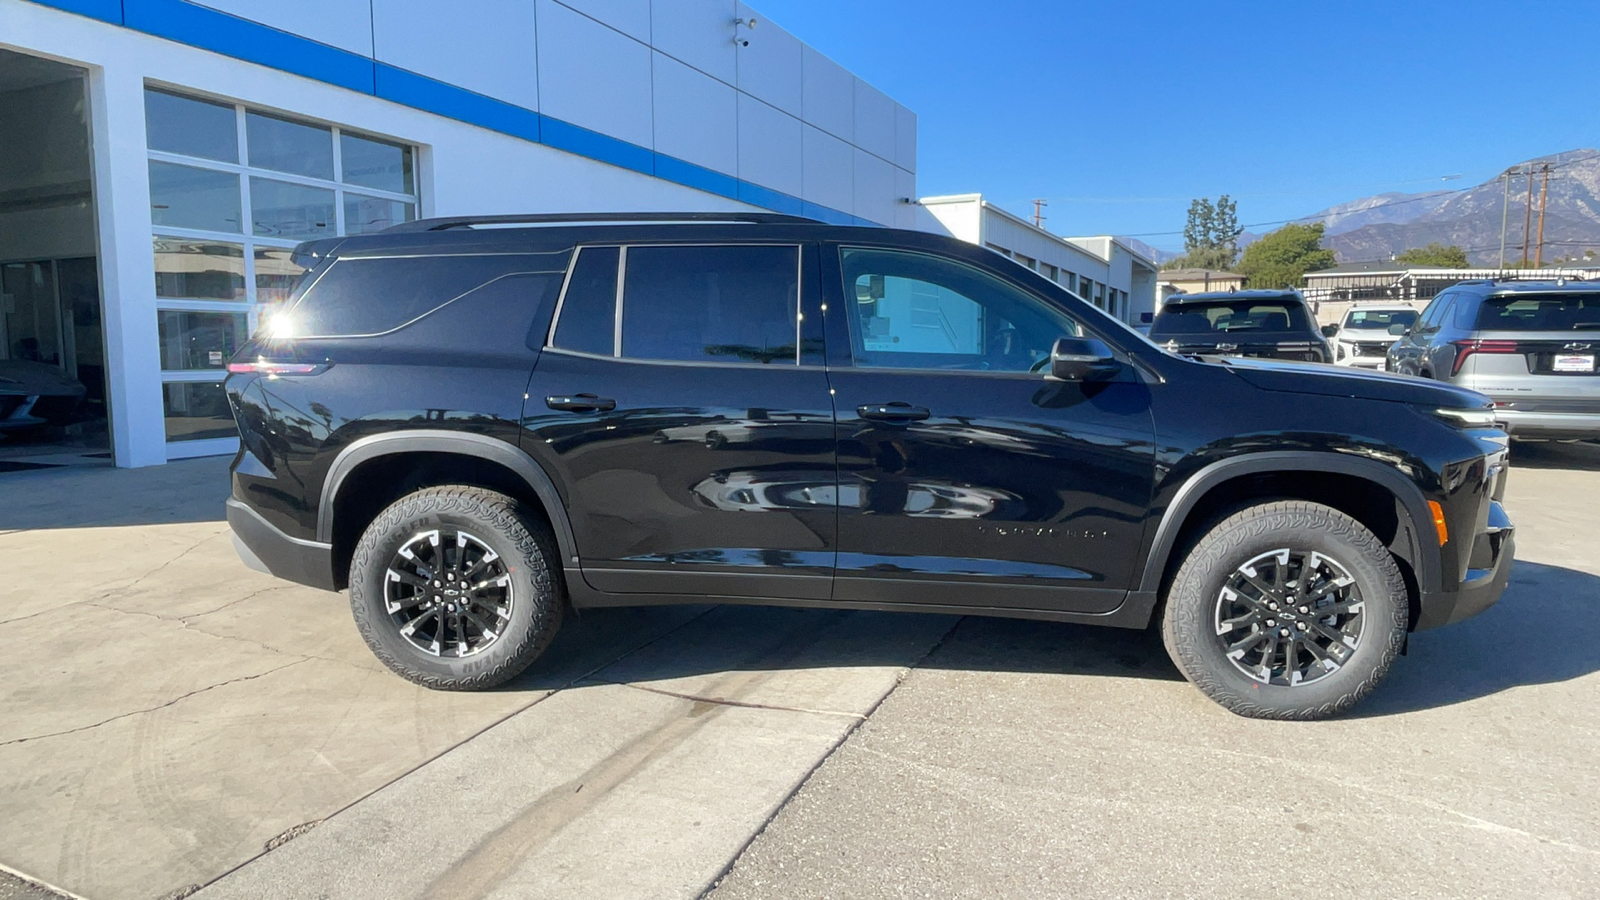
[
  {"x1": 1520, "y1": 166, "x2": 1535, "y2": 266},
  {"x1": 1499, "y1": 169, "x2": 1513, "y2": 267},
  {"x1": 1031, "y1": 199, "x2": 1047, "y2": 229},
  {"x1": 1534, "y1": 162, "x2": 1551, "y2": 267}
]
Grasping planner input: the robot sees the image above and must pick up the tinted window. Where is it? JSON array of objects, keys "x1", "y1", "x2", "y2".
[
  {"x1": 1474, "y1": 293, "x2": 1600, "y2": 332},
  {"x1": 1342, "y1": 308, "x2": 1417, "y2": 330},
  {"x1": 1150, "y1": 299, "x2": 1309, "y2": 337},
  {"x1": 281, "y1": 254, "x2": 563, "y2": 337},
  {"x1": 840, "y1": 247, "x2": 1081, "y2": 372},
  {"x1": 1418, "y1": 293, "x2": 1452, "y2": 329},
  {"x1": 550, "y1": 246, "x2": 619, "y2": 355},
  {"x1": 145, "y1": 89, "x2": 238, "y2": 163},
  {"x1": 620, "y1": 245, "x2": 799, "y2": 365}
]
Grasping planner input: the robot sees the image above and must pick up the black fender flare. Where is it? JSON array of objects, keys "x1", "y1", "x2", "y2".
[
  {"x1": 1136, "y1": 451, "x2": 1440, "y2": 598},
  {"x1": 316, "y1": 430, "x2": 578, "y2": 567}
]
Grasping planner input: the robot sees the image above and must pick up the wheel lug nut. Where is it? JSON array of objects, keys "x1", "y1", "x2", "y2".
[
  {"x1": 1297, "y1": 622, "x2": 1307, "y2": 630},
  {"x1": 1299, "y1": 606, "x2": 1309, "y2": 614},
  {"x1": 1266, "y1": 619, "x2": 1277, "y2": 627},
  {"x1": 1280, "y1": 628, "x2": 1290, "y2": 637}
]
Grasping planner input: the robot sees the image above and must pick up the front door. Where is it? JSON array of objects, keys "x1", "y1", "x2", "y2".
[
  {"x1": 522, "y1": 242, "x2": 836, "y2": 600},
  {"x1": 822, "y1": 244, "x2": 1156, "y2": 614}
]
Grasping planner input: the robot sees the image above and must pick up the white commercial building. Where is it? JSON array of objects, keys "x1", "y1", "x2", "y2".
[
  {"x1": 916, "y1": 193, "x2": 1159, "y2": 326},
  {"x1": 0, "y1": 0, "x2": 917, "y2": 467}
]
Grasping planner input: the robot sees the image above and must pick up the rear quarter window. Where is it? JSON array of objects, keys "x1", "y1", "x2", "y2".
[{"x1": 279, "y1": 253, "x2": 566, "y2": 337}]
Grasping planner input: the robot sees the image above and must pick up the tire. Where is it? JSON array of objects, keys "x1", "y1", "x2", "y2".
[
  {"x1": 1161, "y1": 500, "x2": 1407, "y2": 720},
  {"x1": 348, "y1": 486, "x2": 563, "y2": 690}
]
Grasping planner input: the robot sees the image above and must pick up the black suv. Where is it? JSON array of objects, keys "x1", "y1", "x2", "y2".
[
  {"x1": 225, "y1": 213, "x2": 1514, "y2": 720},
  {"x1": 1149, "y1": 289, "x2": 1333, "y2": 363}
]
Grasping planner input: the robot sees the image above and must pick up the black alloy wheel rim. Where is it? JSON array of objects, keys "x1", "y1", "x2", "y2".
[
  {"x1": 1213, "y1": 548, "x2": 1366, "y2": 687},
  {"x1": 385, "y1": 529, "x2": 513, "y2": 658}
]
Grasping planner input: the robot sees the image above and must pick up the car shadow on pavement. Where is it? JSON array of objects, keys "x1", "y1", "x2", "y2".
[
  {"x1": 1508, "y1": 440, "x2": 1600, "y2": 472},
  {"x1": 1353, "y1": 559, "x2": 1600, "y2": 717},
  {"x1": 504, "y1": 557, "x2": 1597, "y2": 719}
]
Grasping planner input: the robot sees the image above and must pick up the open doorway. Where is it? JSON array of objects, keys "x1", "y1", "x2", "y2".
[{"x1": 0, "y1": 48, "x2": 110, "y2": 469}]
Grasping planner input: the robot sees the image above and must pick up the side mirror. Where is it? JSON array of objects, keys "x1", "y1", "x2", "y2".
[
  {"x1": 1388, "y1": 322, "x2": 1410, "y2": 336},
  {"x1": 1050, "y1": 337, "x2": 1121, "y2": 382},
  {"x1": 1320, "y1": 323, "x2": 1340, "y2": 338}
]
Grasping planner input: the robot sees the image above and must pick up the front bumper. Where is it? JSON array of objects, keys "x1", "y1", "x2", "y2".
[
  {"x1": 227, "y1": 498, "x2": 338, "y2": 591},
  {"x1": 1414, "y1": 500, "x2": 1514, "y2": 630}
]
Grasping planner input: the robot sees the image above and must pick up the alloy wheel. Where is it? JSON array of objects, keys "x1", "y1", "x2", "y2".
[
  {"x1": 384, "y1": 528, "x2": 513, "y2": 658},
  {"x1": 1213, "y1": 548, "x2": 1366, "y2": 686}
]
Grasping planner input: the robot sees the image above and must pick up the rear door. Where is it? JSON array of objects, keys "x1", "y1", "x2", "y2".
[{"x1": 521, "y1": 242, "x2": 837, "y2": 601}]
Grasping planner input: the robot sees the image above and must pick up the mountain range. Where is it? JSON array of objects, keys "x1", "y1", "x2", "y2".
[{"x1": 1127, "y1": 149, "x2": 1600, "y2": 269}]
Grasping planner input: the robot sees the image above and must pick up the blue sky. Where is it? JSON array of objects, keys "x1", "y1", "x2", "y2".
[{"x1": 754, "y1": 0, "x2": 1600, "y2": 252}]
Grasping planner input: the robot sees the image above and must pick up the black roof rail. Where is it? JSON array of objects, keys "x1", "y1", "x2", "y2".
[{"x1": 383, "y1": 212, "x2": 822, "y2": 233}]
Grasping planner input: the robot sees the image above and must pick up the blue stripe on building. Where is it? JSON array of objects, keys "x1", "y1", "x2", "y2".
[{"x1": 26, "y1": 0, "x2": 881, "y2": 227}]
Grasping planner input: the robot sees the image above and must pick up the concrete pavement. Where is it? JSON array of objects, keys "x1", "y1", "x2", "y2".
[
  {"x1": 3, "y1": 442, "x2": 1597, "y2": 899},
  {"x1": 708, "y1": 441, "x2": 1600, "y2": 899}
]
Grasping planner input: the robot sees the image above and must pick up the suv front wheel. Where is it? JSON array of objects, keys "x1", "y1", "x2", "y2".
[
  {"x1": 1161, "y1": 500, "x2": 1407, "y2": 720},
  {"x1": 348, "y1": 486, "x2": 563, "y2": 690}
]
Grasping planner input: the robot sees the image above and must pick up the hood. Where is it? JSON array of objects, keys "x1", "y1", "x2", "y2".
[{"x1": 1218, "y1": 356, "x2": 1488, "y2": 407}]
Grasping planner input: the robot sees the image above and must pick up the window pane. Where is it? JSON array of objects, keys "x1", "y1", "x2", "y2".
[
  {"x1": 145, "y1": 89, "x2": 237, "y2": 162},
  {"x1": 253, "y1": 247, "x2": 310, "y2": 330},
  {"x1": 1475, "y1": 293, "x2": 1600, "y2": 331},
  {"x1": 149, "y1": 161, "x2": 242, "y2": 233},
  {"x1": 550, "y1": 246, "x2": 618, "y2": 355},
  {"x1": 249, "y1": 177, "x2": 335, "y2": 239},
  {"x1": 162, "y1": 381, "x2": 236, "y2": 441},
  {"x1": 153, "y1": 237, "x2": 245, "y2": 301},
  {"x1": 344, "y1": 194, "x2": 414, "y2": 234},
  {"x1": 340, "y1": 132, "x2": 414, "y2": 194},
  {"x1": 840, "y1": 247, "x2": 1080, "y2": 372},
  {"x1": 245, "y1": 110, "x2": 333, "y2": 179},
  {"x1": 620, "y1": 246, "x2": 798, "y2": 365},
  {"x1": 282, "y1": 254, "x2": 558, "y2": 337},
  {"x1": 158, "y1": 310, "x2": 247, "y2": 370}
]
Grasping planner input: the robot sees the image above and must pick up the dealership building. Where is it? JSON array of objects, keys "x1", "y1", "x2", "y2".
[{"x1": 1, "y1": 0, "x2": 919, "y2": 467}]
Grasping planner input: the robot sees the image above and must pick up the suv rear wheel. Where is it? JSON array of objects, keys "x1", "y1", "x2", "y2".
[
  {"x1": 1161, "y1": 500, "x2": 1407, "y2": 720},
  {"x1": 348, "y1": 486, "x2": 563, "y2": 690}
]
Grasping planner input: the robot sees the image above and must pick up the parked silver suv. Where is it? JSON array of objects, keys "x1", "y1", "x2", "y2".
[{"x1": 1387, "y1": 279, "x2": 1600, "y2": 439}]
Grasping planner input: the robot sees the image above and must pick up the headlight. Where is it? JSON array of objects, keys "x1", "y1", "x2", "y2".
[{"x1": 1434, "y1": 407, "x2": 1501, "y2": 428}]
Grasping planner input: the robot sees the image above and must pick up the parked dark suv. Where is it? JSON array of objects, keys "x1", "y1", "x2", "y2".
[
  {"x1": 224, "y1": 213, "x2": 1514, "y2": 720},
  {"x1": 1387, "y1": 278, "x2": 1600, "y2": 440},
  {"x1": 1149, "y1": 289, "x2": 1332, "y2": 363}
]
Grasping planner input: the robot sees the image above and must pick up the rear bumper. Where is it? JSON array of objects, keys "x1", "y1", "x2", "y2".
[
  {"x1": 1414, "y1": 500, "x2": 1514, "y2": 630},
  {"x1": 1492, "y1": 409, "x2": 1600, "y2": 440},
  {"x1": 227, "y1": 498, "x2": 338, "y2": 591}
]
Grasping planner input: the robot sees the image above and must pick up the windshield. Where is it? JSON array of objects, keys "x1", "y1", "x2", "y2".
[
  {"x1": 1474, "y1": 293, "x2": 1600, "y2": 332},
  {"x1": 1149, "y1": 300, "x2": 1310, "y2": 338},
  {"x1": 1342, "y1": 308, "x2": 1417, "y2": 330}
]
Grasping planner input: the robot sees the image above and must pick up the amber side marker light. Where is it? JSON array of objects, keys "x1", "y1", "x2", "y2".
[{"x1": 1427, "y1": 500, "x2": 1449, "y2": 545}]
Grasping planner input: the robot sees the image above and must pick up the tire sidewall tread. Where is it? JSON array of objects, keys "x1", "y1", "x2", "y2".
[
  {"x1": 1161, "y1": 500, "x2": 1407, "y2": 720},
  {"x1": 348, "y1": 486, "x2": 562, "y2": 691}
]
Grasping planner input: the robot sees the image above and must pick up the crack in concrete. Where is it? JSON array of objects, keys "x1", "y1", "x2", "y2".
[
  {"x1": 604, "y1": 680, "x2": 868, "y2": 720},
  {"x1": 0, "y1": 659, "x2": 309, "y2": 747}
]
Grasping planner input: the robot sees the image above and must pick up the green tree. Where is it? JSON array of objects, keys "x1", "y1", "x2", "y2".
[
  {"x1": 1164, "y1": 195, "x2": 1241, "y2": 270},
  {"x1": 1394, "y1": 242, "x2": 1470, "y2": 267},
  {"x1": 1236, "y1": 222, "x2": 1337, "y2": 288}
]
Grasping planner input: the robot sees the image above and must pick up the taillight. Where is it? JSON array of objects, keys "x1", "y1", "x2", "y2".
[
  {"x1": 225, "y1": 359, "x2": 326, "y2": 376},
  {"x1": 1450, "y1": 340, "x2": 1518, "y2": 376}
]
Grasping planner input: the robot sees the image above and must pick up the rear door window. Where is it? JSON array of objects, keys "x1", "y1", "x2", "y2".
[
  {"x1": 549, "y1": 246, "x2": 619, "y2": 355},
  {"x1": 618, "y1": 245, "x2": 800, "y2": 365},
  {"x1": 1474, "y1": 293, "x2": 1600, "y2": 331},
  {"x1": 281, "y1": 253, "x2": 566, "y2": 337}
]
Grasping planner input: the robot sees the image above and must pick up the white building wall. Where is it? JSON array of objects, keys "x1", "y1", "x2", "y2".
[
  {"x1": 10, "y1": 0, "x2": 916, "y2": 466},
  {"x1": 917, "y1": 194, "x2": 1158, "y2": 325}
]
